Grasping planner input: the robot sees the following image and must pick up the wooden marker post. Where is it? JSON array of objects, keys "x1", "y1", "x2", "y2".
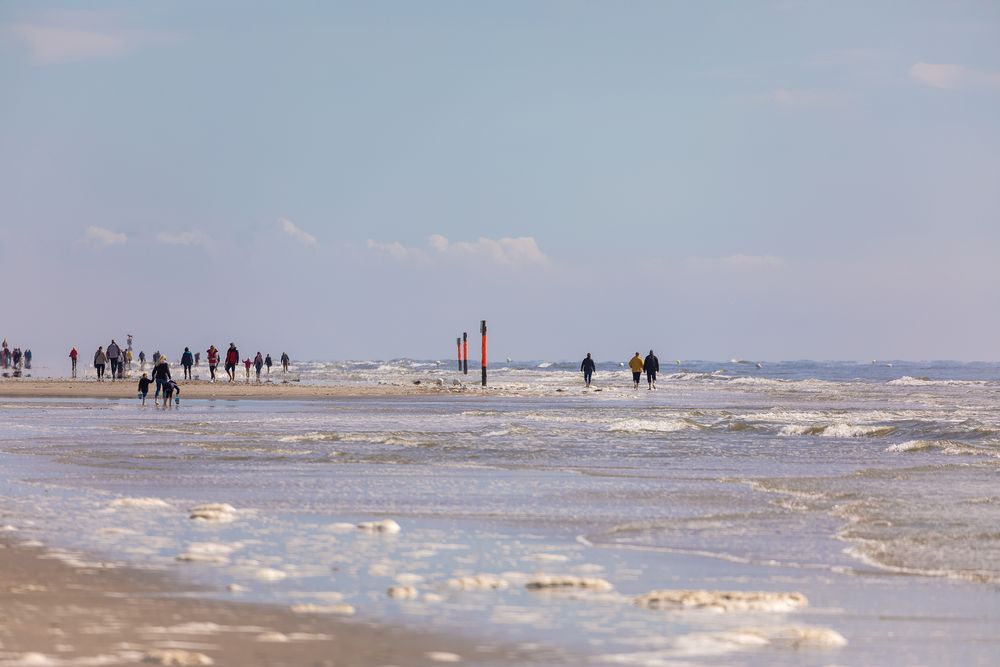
[
  {"x1": 462, "y1": 332, "x2": 468, "y2": 374},
  {"x1": 456, "y1": 337, "x2": 462, "y2": 371},
  {"x1": 480, "y1": 320, "x2": 487, "y2": 387}
]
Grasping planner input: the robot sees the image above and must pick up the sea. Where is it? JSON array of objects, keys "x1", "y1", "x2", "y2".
[{"x1": 1, "y1": 359, "x2": 998, "y2": 666}]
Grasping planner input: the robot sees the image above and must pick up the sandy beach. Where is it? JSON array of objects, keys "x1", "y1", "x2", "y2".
[
  {"x1": 0, "y1": 536, "x2": 536, "y2": 666},
  {"x1": 0, "y1": 378, "x2": 467, "y2": 401}
]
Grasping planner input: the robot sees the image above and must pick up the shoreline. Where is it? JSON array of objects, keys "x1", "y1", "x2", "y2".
[
  {"x1": 0, "y1": 378, "x2": 477, "y2": 401},
  {"x1": 0, "y1": 535, "x2": 542, "y2": 666}
]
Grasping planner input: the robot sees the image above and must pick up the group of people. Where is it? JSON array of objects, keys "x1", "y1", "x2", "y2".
[
  {"x1": 138, "y1": 354, "x2": 180, "y2": 406},
  {"x1": 580, "y1": 350, "x2": 661, "y2": 390},
  {"x1": 208, "y1": 343, "x2": 290, "y2": 383},
  {"x1": 87, "y1": 339, "x2": 133, "y2": 381},
  {"x1": 0, "y1": 340, "x2": 31, "y2": 374},
  {"x1": 71, "y1": 337, "x2": 292, "y2": 385}
]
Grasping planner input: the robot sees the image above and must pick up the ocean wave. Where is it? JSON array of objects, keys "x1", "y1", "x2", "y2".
[
  {"x1": 780, "y1": 423, "x2": 896, "y2": 438},
  {"x1": 886, "y1": 440, "x2": 999, "y2": 458},
  {"x1": 887, "y1": 376, "x2": 988, "y2": 387},
  {"x1": 608, "y1": 418, "x2": 702, "y2": 433}
]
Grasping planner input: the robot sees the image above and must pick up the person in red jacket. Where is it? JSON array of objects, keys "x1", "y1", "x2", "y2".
[
  {"x1": 243, "y1": 357, "x2": 252, "y2": 381},
  {"x1": 224, "y1": 343, "x2": 239, "y2": 382},
  {"x1": 69, "y1": 347, "x2": 78, "y2": 378},
  {"x1": 206, "y1": 345, "x2": 220, "y2": 382}
]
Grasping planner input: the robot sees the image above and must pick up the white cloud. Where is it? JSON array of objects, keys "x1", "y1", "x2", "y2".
[
  {"x1": 368, "y1": 235, "x2": 548, "y2": 267},
  {"x1": 278, "y1": 217, "x2": 317, "y2": 246},
  {"x1": 2, "y1": 12, "x2": 165, "y2": 65},
  {"x1": 84, "y1": 226, "x2": 127, "y2": 247},
  {"x1": 155, "y1": 231, "x2": 210, "y2": 246},
  {"x1": 909, "y1": 62, "x2": 1000, "y2": 90}
]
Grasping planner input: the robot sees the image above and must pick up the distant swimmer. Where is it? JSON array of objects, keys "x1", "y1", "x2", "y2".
[
  {"x1": 93, "y1": 346, "x2": 107, "y2": 381},
  {"x1": 280, "y1": 351, "x2": 289, "y2": 372},
  {"x1": 628, "y1": 352, "x2": 644, "y2": 390},
  {"x1": 225, "y1": 343, "x2": 239, "y2": 382},
  {"x1": 644, "y1": 350, "x2": 660, "y2": 390},
  {"x1": 181, "y1": 347, "x2": 194, "y2": 380},
  {"x1": 581, "y1": 353, "x2": 596, "y2": 388},
  {"x1": 69, "y1": 347, "x2": 78, "y2": 378},
  {"x1": 206, "y1": 345, "x2": 220, "y2": 382}
]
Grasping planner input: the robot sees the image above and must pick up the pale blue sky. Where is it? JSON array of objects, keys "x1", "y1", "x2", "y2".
[{"x1": 2, "y1": 1, "x2": 999, "y2": 362}]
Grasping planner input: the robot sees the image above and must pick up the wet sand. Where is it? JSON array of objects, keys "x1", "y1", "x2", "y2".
[
  {"x1": 0, "y1": 537, "x2": 539, "y2": 666},
  {"x1": 0, "y1": 378, "x2": 472, "y2": 401}
]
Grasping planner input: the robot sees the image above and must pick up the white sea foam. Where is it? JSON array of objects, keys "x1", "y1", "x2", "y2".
[
  {"x1": 108, "y1": 497, "x2": 172, "y2": 510},
  {"x1": 447, "y1": 574, "x2": 509, "y2": 591},
  {"x1": 779, "y1": 423, "x2": 895, "y2": 437},
  {"x1": 357, "y1": 519, "x2": 401, "y2": 534},
  {"x1": 526, "y1": 575, "x2": 613, "y2": 592},
  {"x1": 634, "y1": 589, "x2": 808, "y2": 612},
  {"x1": 609, "y1": 419, "x2": 699, "y2": 433}
]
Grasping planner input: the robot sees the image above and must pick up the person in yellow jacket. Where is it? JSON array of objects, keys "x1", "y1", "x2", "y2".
[{"x1": 628, "y1": 352, "x2": 644, "y2": 389}]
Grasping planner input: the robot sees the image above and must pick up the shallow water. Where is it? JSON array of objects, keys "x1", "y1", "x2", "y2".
[{"x1": 1, "y1": 361, "x2": 999, "y2": 665}]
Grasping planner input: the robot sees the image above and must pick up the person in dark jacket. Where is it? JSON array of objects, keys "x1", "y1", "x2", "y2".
[
  {"x1": 265, "y1": 353, "x2": 273, "y2": 374},
  {"x1": 225, "y1": 343, "x2": 239, "y2": 382},
  {"x1": 644, "y1": 350, "x2": 660, "y2": 390},
  {"x1": 181, "y1": 347, "x2": 194, "y2": 379},
  {"x1": 151, "y1": 356, "x2": 171, "y2": 404},
  {"x1": 280, "y1": 352, "x2": 290, "y2": 372},
  {"x1": 163, "y1": 378, "x2": 180, "y2": 406},
  {"x1": 138, "y1": 373, "x2": 153, "y2": 406},
  {"x1": 580, "y1": 353, "x2": 596, "y2": 387}
]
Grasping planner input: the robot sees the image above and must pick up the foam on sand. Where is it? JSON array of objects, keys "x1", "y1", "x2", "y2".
[
  {"x1": 634, "y1": 589, "x2": 808, "y2": 612},
  {"x1": 109, "y1": 497, "x2": 173, "y2": 510},
  {"x1": 425, "y1": 652, "x2": 462, "y2": 663},
  {"x1": 141, "y1": 649, "x2": 214, "y2": 665},
  {"x1": 290, "y1": 603, "x2": 355, "y2": 615},
  {"x1": 387, "y1": 585, "x2": 419, "y2": 599},
  {"x1": 253, "y1": 567, "x2": 287, "y2": 582},
  {"x1": 525, "y1": 575, "x2": 613, "y2": 592},
  {"x1": 597, "y1": 624, "x2": 845, "y2": 664},
  {"x1": 175, "y1": 543, "x2": 239, "y2": 564},
  {"x1": 188, "y1": 504, "x2": 237, "y2": 523},
  {"x1": 357, "y1": 519, "x2": 401, "y2": 534},
  {"x1": 447, "y1": 574, "x2": 509, "y2": 591}
]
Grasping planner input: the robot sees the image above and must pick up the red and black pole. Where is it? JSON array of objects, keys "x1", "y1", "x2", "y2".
[
  {"x1": 462, "y1": 332, "x2": 468, "y2": 375},
  {"x1": 456, "y1": 337, "x2": 462, "y2": 372},
  {"x1": 480, "y1": 320, "x2": 487, "y2": 387}
]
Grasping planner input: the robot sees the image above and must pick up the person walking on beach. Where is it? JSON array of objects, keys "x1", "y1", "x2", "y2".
[
  {"x1": 581, "y1": 353, "x2": 596, "y2": 388},
  {"x1": 281, "y1": 352, "x2": 290, "y2": 372},
  {"x1": 644, "y1": 349, "x2": 660, "y2": 390},
  {"x1": 24, "y1": 349, "x2": 31, "y2": 369},
  {"x1": 94, "y1": 346, "x2": 107, "y2": 381},
  {"x1": 69, "y1": 347, "x2": 78, "y2": 378},
  {"x1": 138, "y1": 373, "x2": 152, "y2": 406},
  {"x1": 265, "y1": 353, "x2": 272, "y2": 374},
  {"x1": 628, "y1": 352, "x2": 644, "y2": 390},
  {"x1": 106, "y1": 340, "x2": 121, "y2": 381},
  {"x1": 124, "y1": 348, "x2": 132, "y2": 373},
  {"x1": 138, "y1": 351, "x2": 146, "y2": 370},
  {"x1": 225, "y1": 343, "x2": 239, "y2": 382},
  {"x1": 151, "y1": 356, "x2": 171, "y2": 405},
  {"x1": 243, "y1": 357, "x2": 252, "y2": 381},
  {"x1": 181, "y1": 347, "x2": 194, "y2": 380},
  {"x1": 152, "y1": 350, "x2": 161, "y2": 365},
  {"x1": 254, "y1": 352, "x2": 264, "y2": 381},
  {"x1": 194, "y1": 352, "x2": 200, "y2": 366},
  {"x1": 206, "y1": 345, "x2": 219, "y2": 382}
]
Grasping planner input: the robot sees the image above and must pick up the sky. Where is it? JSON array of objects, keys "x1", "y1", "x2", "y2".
[{"x1": 1, "y1": 1, "x2": 999, "y2": 363}]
